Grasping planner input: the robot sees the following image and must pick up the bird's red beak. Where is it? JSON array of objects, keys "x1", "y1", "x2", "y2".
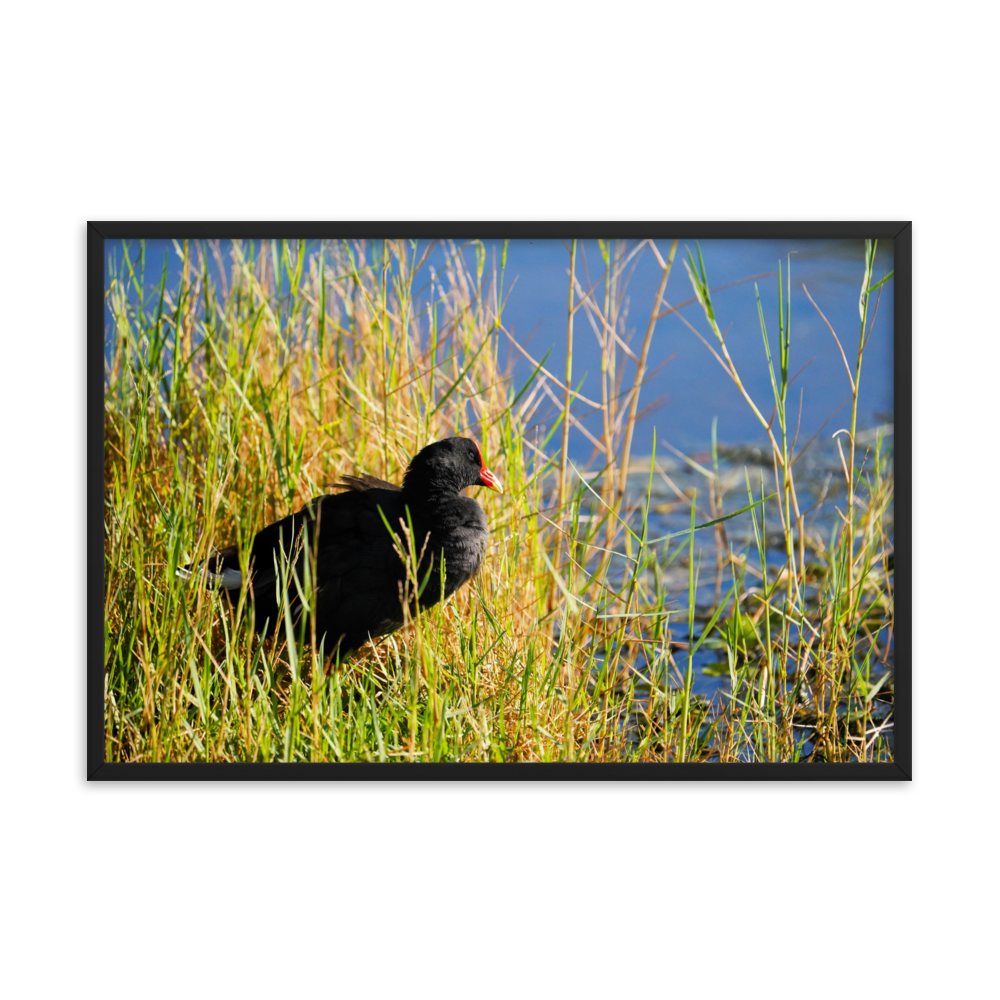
[
  {"x1": 472, "y1": 441, "x2": 503, "y2": 493},
  {"x1": 478, "y1": 465, "x2": 504, "y2": 494}
]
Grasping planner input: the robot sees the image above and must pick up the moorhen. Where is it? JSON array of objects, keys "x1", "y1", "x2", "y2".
[{"x1": 178, "y1": 437, "x2": 503, "y2": 659}]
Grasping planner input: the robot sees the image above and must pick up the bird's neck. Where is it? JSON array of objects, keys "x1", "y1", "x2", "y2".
[{"x1": 401, "y1": 471, "x2": 466, "y2": 507}]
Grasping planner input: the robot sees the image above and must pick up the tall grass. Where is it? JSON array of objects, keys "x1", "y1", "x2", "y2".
[{"x1": 104, "y1": 237, "x2": 894, "y2": 763}]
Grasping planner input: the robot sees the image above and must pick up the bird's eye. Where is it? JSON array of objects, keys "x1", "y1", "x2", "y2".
[{"x1": 469, "y1": 449, "x2": 477, "y2": 462}]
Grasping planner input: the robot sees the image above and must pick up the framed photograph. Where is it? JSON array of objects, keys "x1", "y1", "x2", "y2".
[{"x1": 89, "y1": 222, "x2": 909, "y2": 779}]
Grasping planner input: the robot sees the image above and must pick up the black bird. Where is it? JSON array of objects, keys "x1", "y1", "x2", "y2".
[{"x1": 178, "y1": 437, "x2": 503, "y2": 660}]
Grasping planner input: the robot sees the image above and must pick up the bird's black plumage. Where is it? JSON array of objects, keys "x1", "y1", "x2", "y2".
[{"x1": 180, "y1": 437, "x2": 503, "y2": 659}]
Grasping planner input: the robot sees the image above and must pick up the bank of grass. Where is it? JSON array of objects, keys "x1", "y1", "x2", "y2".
[{"x1": 103, "y1": 237, "x2": 894, "y2": 763}]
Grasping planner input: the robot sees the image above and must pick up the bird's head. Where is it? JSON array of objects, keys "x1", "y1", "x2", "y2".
[{"x1": 404, "y1": 437, "x2": 504, "y2": 498}]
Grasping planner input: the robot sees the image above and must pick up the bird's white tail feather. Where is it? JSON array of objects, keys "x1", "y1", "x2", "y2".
[{"x1": 176, "y1": 565, "x2": 242, "y2": 590}]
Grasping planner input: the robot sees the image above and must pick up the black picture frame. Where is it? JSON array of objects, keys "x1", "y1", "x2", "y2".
[{"x1": 89, "y1": 221, "x2": 911, "y2": 780}]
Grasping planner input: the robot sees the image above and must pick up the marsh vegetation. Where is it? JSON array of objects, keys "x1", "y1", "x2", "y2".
[{"x1": 103, "y1": 236, "x2": 894, "y2": 763}]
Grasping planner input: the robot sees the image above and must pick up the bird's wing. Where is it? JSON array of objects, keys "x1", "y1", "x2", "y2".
[
  {"x1": 202, "y1": 498, "x2": 332, "y2": 633},
  {"x1": 332, "y1": 473, "x2": 403, "y2": 493},
  {"x1": 183, "y1": 489, "x2": 417, "y2": 647},
  {"x1": 245, "y1": 489, "x2": 413, "y2": 643},
  {"x1": 307, "y1": 489, "x2": 418, "y2": 646}
]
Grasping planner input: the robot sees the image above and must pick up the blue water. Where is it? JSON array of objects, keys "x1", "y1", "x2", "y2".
[{"x1": 105, "y1": 236, "x2": 893, "y2": 459}]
